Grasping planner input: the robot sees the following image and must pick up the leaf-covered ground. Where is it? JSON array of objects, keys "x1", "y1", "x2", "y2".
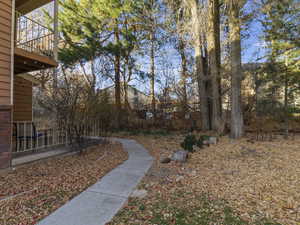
[
  {"x1": 108, "y1": 133, "x2": 300, "y2": 225},
  {"x1": 0, "y1": 141, "x2": 128, "y2": 225}
]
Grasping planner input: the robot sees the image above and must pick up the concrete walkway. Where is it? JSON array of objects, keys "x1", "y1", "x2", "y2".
[{"x1": 37, "y1": 138, "x2": 153, "y2": 225}]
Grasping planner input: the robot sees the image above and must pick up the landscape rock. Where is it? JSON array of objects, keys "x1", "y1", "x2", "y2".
[
  {"x1": 188, "y1": 170, "x2": 197, "y2": 176},
  {"x1": 209, "y1": 137, "x2": 218, "y2": 144},
  {"x1": 171, "y1": 150, "x2": 188, "y2": 163},
  {"x1": 160, "y1": 157, "x2": 171, "y2": 164},
  {"x1": 175, "y1": 175, "x2": 184, "y2": 182},
  {"x1": 130, "y1": 189, "x2": 148, "y2": 199},
  {"x1": 203, "y1": 140, "x2": 210, "y2": 146}
]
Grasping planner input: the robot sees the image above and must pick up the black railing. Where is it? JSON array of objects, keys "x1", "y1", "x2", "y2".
[{"x1": 15, "y1": 11, "x2": 54, "y2": 58}]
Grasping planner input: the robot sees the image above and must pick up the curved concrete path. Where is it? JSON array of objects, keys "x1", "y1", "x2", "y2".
[{"x1": 38, "y1": 138, "x2": 153, "y2": 225}]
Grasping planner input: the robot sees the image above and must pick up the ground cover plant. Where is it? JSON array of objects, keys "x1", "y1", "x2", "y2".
[{"x1": 0, "y1": 141, "x2": 128, "y2": 225}]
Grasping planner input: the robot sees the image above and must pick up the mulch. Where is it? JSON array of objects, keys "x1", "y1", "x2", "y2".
[
  {"x1": 108, "y1": 134, "x2": 300, "y2": 225},
  {"x1": 0, "y1": 140, "x2": 128, "y2": 225}
]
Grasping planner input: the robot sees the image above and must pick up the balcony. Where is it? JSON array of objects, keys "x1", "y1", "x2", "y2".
[{"x1": 14, "y1": 11, "x2": 58, "y2": 74}]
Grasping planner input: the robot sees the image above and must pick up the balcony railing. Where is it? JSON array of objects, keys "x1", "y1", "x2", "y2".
[
  {"x1": 15, "y1": 11, "x2": 54, "y2": 58},
  {"x1": 12, "y1": 121, "x2": 105, "y2": 154},
  {"x1": 12, "y1": 121, "x2": 68, "y2": 153}
]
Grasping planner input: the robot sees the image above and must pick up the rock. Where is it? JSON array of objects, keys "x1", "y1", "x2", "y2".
[
  {"x1": 189, "y1": 170, "x2": 197, "y2": 176},
  {"x1": 203, "y1": 140, "x2": 210, "y2": 145},
  {"x1": 145, "y1": 182, "x2": 155, "y2": 188},
  {"x1": 171, "y1": 150, "x2": 188, "y2": 163},
  {"x1": 131, "y1": 189, "x2": 148, "y2": 199},
  {"x1": 209, "y1": 137, "x2": 218, "y2": 144},
  {"x1": 183, "y1": 168, "x2": 197, "y2": 176},
  {"x1": 175, "y1": 175, "x2": 184, "y2": 182},
  {"x1": 160, "y1": 157, "x2": 171, "y2": 164}
]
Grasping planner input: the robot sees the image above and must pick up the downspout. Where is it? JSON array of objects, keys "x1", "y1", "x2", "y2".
[
  {"x1": 32, "y1": 81, "x2": 33, "y2": 121},
  {"x1": 11, "y1": 0, "x2": 15, "y2": 106},
  {"x1": 10, "y1": 0, "x2": 16, "y2": 167}
]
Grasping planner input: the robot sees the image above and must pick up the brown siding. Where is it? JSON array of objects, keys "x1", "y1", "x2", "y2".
[
  {"x1": 0, "y1": 0, "x2": 12, "y2": 169},
  {"x1": 0, "y1": 0, "x2": 12, "y2": 106},
  {"x1": 13, "y1": 76, "x2": 33, "y2": 121},
  {"x1": 16, "y1": 0, "x2": 53, "y2": 14},
  {"x1": 0, "y1": 106, "x2": 12, "y2": 169}
]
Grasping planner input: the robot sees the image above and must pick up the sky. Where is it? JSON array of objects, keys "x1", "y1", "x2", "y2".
[
  {"x1": 242, "y1": 1, "x2": 267, "y2": 63},
  {"x1": 242, "y1": 21, "x2": 265, "y2": 63}
]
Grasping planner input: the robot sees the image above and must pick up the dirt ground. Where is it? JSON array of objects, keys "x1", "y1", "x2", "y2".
[
  {"x1": 109, "y1": 133, "x2": 300, "y2": 225},
  {"x1": 0, "y1": 140, "x2": 128, "y2": 225}
]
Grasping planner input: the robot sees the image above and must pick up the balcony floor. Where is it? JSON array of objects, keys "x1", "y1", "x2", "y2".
[{"x1": 14, "y1": 48, "x2": 58, "y2": 74}]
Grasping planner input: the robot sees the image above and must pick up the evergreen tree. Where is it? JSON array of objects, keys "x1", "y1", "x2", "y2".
[
  {"x1": 57, "y1": 0, "x2": 143, "y2": 126},
  {"x1": 260, "y1": 0, "x2": 300, "y2": 137}
]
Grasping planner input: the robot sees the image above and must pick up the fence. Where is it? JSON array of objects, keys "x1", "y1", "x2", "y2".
[
  {"x1": 15, "y1": 11, "x2": 54, "y2": 58},
  {"x1": 12, "y1": 121, "x2": 105, "y2": 154}
]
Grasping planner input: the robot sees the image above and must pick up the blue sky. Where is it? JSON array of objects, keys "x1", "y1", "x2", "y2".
[
  {"x1": 242, "y1": 0, "x2": 267, "y2": 63},
  {"x1": 242, "y1": 19, "x2": 266, "y2": 63}
]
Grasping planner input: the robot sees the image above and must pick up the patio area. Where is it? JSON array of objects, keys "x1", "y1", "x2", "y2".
[{"x1": 12, "y1": 120, "x2": 105, "y2": 158}]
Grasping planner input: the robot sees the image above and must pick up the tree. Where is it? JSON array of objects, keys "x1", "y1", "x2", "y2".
[
  {"x1": 139, "y1": 0, "x2": 166, "y2": 116},
  {"x1": 177, "y1": 36, "x2": 189, "y2": 114},
  {"x1": 207, "y1": 0, "x2": 222, "y2": 131},
  {"x1": 226, "y1": 0, "x2": 246, "y2": 138},
  {"x1": 188, "y1": 0, "x2": 212, "y2": 130},
  {"x1": 164, "y1": 0, "x2": 191, "y2": 115},
  {"x1": 260, "y1": 0, "x2": 300, "y2": 138},
  {"x1": 58, "y1": 0, "x2": 143, "y2": 127}
]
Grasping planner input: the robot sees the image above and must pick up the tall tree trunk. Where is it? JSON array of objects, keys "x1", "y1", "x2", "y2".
[
  {"x1": 178, "y1": 37, "x2": 188, "y2": 115},
  {"x1": 90, "y1": 59, "x2": 97, "y2": 96},
  {"x1": 123, "y1": 55, "x2": 131, "y2": 110},
  {"x1": 228, "y1": 1, "x2": 244, "y2": 138},
  {"x1": 284, "y1": 59, "x2": 289, "y2": 139},
  {"x1": 114, "y1": 25, "x2": 121, "y2": 127},
  {"x1": 124, "y1": 82, "x2": 130, "y2": 110},
  {"x1": 191, "y1": 0, "x2": 210, "y2": 130},
  {"x1": 215, "y1": 1, "x2": 222, "y2": 117},
  {"x1": 207, "y1": 0, "x2": 222, "y2": 131},
  {"x1": 150, "y1": 31, "x2": 156, "y2": 115}
]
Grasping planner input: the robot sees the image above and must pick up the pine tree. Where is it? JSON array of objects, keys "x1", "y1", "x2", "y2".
[
  {"x1": 140, "y1": 0, "x2": 166, "y2": 116},
  {"x1": 260, "y1": 0, "x2": 300, "y2": 138},
  {"x1": 58, "y1": 0, "x2": 142, "y2": 127}
]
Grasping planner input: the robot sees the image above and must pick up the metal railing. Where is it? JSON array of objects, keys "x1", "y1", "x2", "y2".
[
  {"x1": 12, "y1": 121, "x2": 105, "y2": 154},
  {"x1": 13, "y1": 121, "x2": 67, "y2": 153},
  {"x1": 15, "y1": 11, "x2": 54, "y2": 58}
]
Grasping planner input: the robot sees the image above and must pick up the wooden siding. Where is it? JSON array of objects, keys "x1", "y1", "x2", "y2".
[
  {"x1": 16, "y1": 0, "x2": 52, "y2": 14},
  {"x1": 0, "y1": 0, "x2": 12, "y2": 106},
  {"x1": 14, "y1": 48, "x2": 58, "y2": 74},
  {"x1": 13, "y1": 76, "x2": 33, "y2": 121}
]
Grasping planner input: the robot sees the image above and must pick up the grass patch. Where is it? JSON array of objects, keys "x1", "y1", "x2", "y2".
[{"x1": 109, "y1": 191, "x2": 281, "y2": 225}]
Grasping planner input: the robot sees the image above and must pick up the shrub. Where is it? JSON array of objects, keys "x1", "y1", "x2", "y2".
[
  {"x1": 200, "y1": 135, "x2": 210, "y2": 141},
  {"x1": 181, "y1": 134, "x2": 198, "y2": 152},
  {"x1": 180, "y1": 134, "x2": 211, "y2": 152},
  {"x1": 195, "y1": 138, "x2": 204, "y2": 149}
]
